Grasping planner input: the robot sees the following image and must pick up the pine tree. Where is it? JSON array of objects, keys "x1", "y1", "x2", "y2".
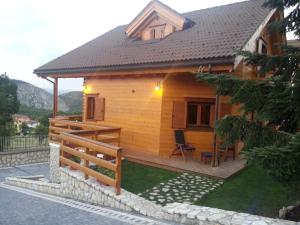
[
  {"x1": 196, "y1": 0, "x2": 300, "y2": 181},
  {"x1": 0, "y1": 73, "x2": 20, "y2": 136}
]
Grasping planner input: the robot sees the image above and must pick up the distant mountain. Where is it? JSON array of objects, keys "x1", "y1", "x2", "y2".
[
  {"x1": 12, "y1": 79, "x2": 69, "y2": 112},
  {"x1": 60, "y1": 91, "x2": 83, "y2": 113}
]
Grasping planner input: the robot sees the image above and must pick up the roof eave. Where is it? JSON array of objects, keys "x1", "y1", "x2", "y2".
[{"x1": 34, "y1": 57, "x2": 235, "y2": 77}]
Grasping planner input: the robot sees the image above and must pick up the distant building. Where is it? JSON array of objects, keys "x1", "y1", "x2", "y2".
[{"x1": 12, "y1": 114, "x2": 39, "y2": 133}]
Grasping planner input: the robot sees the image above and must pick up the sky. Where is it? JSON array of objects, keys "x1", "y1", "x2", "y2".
[{"x1": 0, "y1": 0, "x2": 295, "y2": 92}]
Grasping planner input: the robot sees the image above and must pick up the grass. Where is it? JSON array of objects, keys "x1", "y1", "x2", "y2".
[
  {"x1": 196, "y1": 164, "x2": 300, "y2": 218},
  {"x1": 121, "y1": 160, "x2": 179, "y2": 194}
]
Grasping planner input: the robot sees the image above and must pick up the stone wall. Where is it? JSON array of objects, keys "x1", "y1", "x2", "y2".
[
  {"x1": 6, "y1": 177, "x2": 60, "y2": 196},
  {"x1": 59, "y1": 168, "x2": 164, "y2": 217},
  {"x1": 0, "y1": 148, "x2": 49, "y2": 168}
]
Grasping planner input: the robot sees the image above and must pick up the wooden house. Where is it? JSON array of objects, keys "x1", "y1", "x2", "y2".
[{"x1": 34, "y1": 0, "x2": 285, "y2": 173}]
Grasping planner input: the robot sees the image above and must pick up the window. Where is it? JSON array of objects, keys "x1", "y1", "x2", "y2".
[
  {"x1": 187, "y1": 102, "x2": 214, "y2": 128},
  {"x1": 257, "y1": 38, "x2": 268, "y2": 55},
  {"x1": 257, "y1": 38, "x2": 268, "y2": 77},
  {"x1": 149, "y1": 25, "x2": 165, "y2": 40},
  {"x1": 172, "y1": 98, "x2": 218, "y2": 130},
  {"x1": 86, "y1": 94, "x2": 105, "y2": 121},
  {"x1": 87, "y1": 97, "x2": 95, "y2": 120}
]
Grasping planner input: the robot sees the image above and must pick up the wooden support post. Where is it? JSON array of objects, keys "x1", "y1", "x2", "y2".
[
  {"x1": 212, "y1": 95, "x2": 220, "y2": 167},
  {"x1": 84, "y1": 148, "x2": 89, "y2": 179},
  {"x1": 115, "y1": 149, "x2": 122, "y2": 195},
  {"x1": 53, "y1": 78, "x2": 58, "y2": 118}
]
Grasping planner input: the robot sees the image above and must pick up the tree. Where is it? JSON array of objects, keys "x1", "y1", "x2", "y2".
[
  {"x1": 0, "y1": 73, "x2": 19, "y2": 136},
  {"x1": 196, "y1": 0, "x2": 300, "y2": 181},
  {"x1": 20, "y1": 122, "x2": 30, "y2": 136}
]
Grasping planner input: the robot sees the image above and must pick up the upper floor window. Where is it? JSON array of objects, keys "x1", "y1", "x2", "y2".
[
  {"x1": 150, "y1": 25, "x2": 165, "y2": 40},
  {"x1": 258, "y1": 38, "x2": 268, "y2": 55}
]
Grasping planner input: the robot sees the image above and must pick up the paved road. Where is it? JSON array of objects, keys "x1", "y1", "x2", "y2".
[
  {"x1": 0, "y1": 163, "x2": 173, "y2": 225},
  {"x1": 0, "y1": 163, "x2": 50, "y2": 181}
]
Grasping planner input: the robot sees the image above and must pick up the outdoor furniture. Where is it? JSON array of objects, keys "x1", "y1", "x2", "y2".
[
  {"x1": 201, "y1": 152, "x2": 212, "y2": 164},
  {"x1": 170, "y1": 130, "x2": 196, "y2": 160},
  {"x1": 218, "y1": 143, "x2": 236, "y2": 161}
]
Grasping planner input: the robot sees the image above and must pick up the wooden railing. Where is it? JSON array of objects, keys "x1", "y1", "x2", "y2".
[{"x1": 49, "y1": 116, "x2": 122, "y2": 195}]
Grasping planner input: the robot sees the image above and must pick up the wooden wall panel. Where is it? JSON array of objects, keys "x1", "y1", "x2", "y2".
[
  {"x1": 159, "y1": 73, "x2": 231, "y2": 159},
  {"x1": 83, "y1": 77, "x2": 163, "y2": 155}
]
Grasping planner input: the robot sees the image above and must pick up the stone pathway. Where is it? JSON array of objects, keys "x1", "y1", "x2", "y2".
[{"x1": 138, "y1": 173, "x2": 223, "y2": 206}]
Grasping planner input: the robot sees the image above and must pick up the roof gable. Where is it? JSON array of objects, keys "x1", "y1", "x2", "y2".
[{"x1": 126, "y1": 0, "x2": 187, "y2": 39}]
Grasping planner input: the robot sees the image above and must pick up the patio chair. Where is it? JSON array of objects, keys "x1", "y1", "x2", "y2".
[
  {"x1": 218, "y1": 142, "x2": 236, "y2": 161},
  {"x1": 170, "y1": 130, "x2": 196, "y2": 160}
]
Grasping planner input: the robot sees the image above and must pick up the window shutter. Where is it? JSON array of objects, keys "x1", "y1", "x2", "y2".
[
  {"x1": 220, "y1": 103, "x2": 231, "y2": 119},
  {"x1": 209, "y1": 104, "x2": 215, "y2": 128},
  {"x1": 172, "y1": 101, "x2": 186, "y2": 128},
  {"x1": 94, "y1": 98, "x2": 105, "y2": 121}
]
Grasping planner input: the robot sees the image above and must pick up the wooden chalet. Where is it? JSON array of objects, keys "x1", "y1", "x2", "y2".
[{"x1": 34, "y1": 0, "x2": 286, "y2": 188}]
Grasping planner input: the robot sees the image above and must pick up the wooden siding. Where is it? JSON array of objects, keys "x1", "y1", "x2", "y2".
[
  {"x1": 83, "y1": 77, "x2": 163, "y2": 155},
  {"x1": 159, "y1": 73, "x2": 231, "y2": 159}
]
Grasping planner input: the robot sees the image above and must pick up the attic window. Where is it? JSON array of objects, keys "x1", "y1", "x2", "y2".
[
  {"x1": 150, "y1": 25, "x2": 165, "y2": 40},
  {"x1": 125, "y1": 0, "x2": 188, "y2": 40},
  {"x1": 257, "y1": 38, "x2": 268, "y2": 55}
]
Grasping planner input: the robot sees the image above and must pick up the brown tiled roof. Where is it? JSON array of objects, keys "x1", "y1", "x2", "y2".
[{"x1": 34, "y1": 0, "x2": 272, "y2": 75}]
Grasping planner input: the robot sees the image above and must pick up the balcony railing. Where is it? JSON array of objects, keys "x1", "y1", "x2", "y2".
[{"x1": 49, "y1": 115, "x2": 122, "y2": 195}]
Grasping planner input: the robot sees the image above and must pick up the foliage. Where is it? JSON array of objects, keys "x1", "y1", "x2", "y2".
[
  {"x1": 248, "y1": 133, "x2": 300, "y2": 181},
  {"x1": 197, "y1": 165, "x2": 300, "y2": 218},
  {"x1": 34, "y1": 113, "x2": 51, "y2": 136},
  {"x1": 18, "y1": 104, "x2": 51, "y2": 120},
  {"x1": 20, "y1": 122, "x2": 30, "y2": 135},
  {"x1": 196, "y1": 1, "x2": 300, "y2": 181},
  {"x1": 69, "y1": 155, "x2": 81, "y2": 164},
  {"x1": 0, "y1": 73, "x2": 19, "y2": 136}
]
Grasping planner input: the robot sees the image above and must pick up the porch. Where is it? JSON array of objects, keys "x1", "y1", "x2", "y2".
[
  {"x1": 49, "y1": 115, "x2": 246, "y2": 180},
  {"x1": 123, "y1": 149, "x2": 246, "y2": 180}
]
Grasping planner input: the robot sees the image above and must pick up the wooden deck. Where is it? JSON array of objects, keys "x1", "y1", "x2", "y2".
[{"x1": 123, "y1": 149, "x2": 246, "y2": 180}]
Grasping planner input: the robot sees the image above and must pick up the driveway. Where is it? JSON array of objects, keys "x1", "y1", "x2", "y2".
[
  {"x1": 0, "y1": 163, "x2": 50, "y2": 181},
  {"x1": 0, "y1": 163, "x2": 174, "y2": 225}
]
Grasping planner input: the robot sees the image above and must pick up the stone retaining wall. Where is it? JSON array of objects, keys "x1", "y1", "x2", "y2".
[
  {"x1": 60, "y1": 168, "x2": 164, "y2": 217},
  {"x1": 5, "y1": 168, "x2": 299, "y2": 225},
  {"x1": 6, "y1": 177, "x2": 60, "y2": 196},
  {"x1": 0, "y1": 148, "x2": 49, "y2": 168}
]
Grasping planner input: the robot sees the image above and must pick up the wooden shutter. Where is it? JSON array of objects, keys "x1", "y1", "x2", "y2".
[
  {"x1": 94, "y1": 98, "x2": 105, "y2": 121},
  {"x1": 172, "y1": 101, "x2": 186, "y2": 128},
  {"x1": 209, "y1": 104, "x2": 215, "y2": 128},
  {"x1": 220, "y1": 103, "x2": 231, "y2": 119}
]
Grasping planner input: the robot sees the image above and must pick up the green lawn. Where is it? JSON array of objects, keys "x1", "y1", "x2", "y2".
[
  {"x1": 121, "y1": 160, "x2": 179, "y2": 194},
  {"x1": 196, "y1": 165, "x2": 300, "y2": 218}
]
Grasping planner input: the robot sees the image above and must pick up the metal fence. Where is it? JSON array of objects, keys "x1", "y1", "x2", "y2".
[{"x1": 0, "y1": 135, "x2": 49, "y2": 152}]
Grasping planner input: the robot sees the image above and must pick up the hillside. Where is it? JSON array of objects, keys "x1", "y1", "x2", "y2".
[
  {"x1": 11, "y1": 79, "x2": 83, "y2": 116},
  {"x1": 60, "y1": 91, "x2": 83, "y2": 113}
]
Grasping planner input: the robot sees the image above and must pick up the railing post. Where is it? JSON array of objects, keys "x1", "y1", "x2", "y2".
[
  {"x1": 115, "y1": 149, "x2": 122, "y2": 195},
  {"x1": 84, "y1": 148, "x2": 89, "y2": 179}
]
